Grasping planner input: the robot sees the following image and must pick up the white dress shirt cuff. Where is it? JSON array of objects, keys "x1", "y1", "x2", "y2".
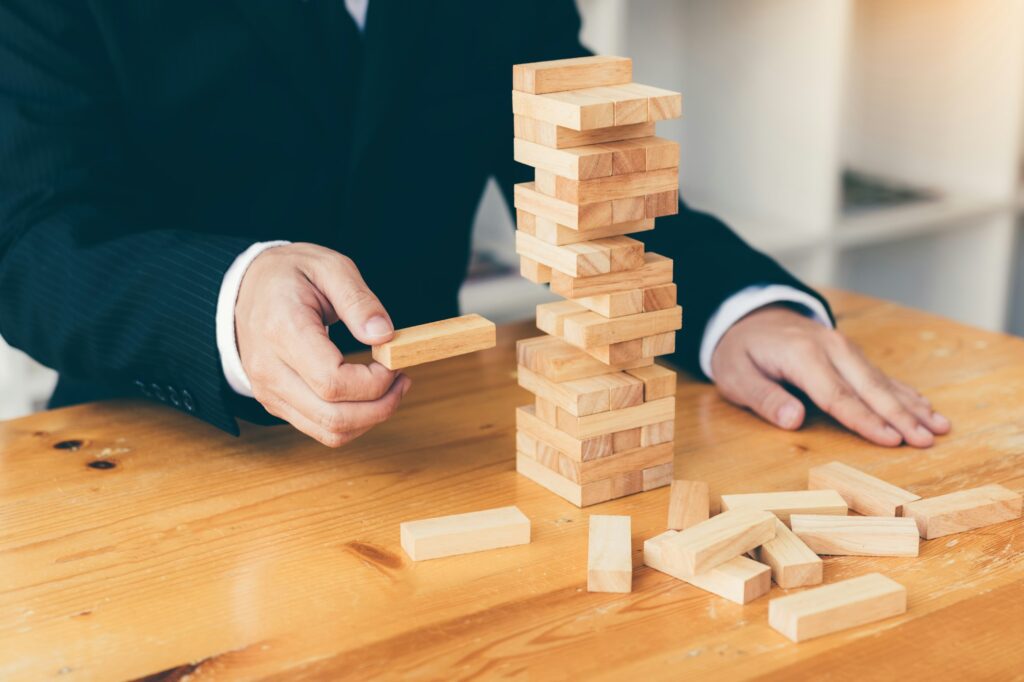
[
  {"x1": 216, "y1": 240, "x2": 291, "y2": 397},
  {"x1": 699, "y1": 284, "x2": 833, "y2": 380}
]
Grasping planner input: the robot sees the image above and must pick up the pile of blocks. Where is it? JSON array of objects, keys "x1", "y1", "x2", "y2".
[{"x1": 510, "y1": 56, "x2": 684, "y2": 507}]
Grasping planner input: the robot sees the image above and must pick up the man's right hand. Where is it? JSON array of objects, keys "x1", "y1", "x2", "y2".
[{"x1": 235, "y1": 243, "x2": 411, "y2": 447}]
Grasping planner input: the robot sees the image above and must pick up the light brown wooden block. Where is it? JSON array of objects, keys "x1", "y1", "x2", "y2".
[
  {"x1": 617, "y1": 82, "x2": 683, "y2": 120},
  {"x1": 645, "y1": 189, "x2": 678, "y2": 218},
  {"x1": 588, "y1": 515, "x2": 632, "y2": 593},
  {"x1": 513, "y1": 56, "x2": 632, "y2": 95},
  {"x1": 513, "y1": 115, "x2": 655, "y2": 149},
  {"x1": 790, "y1": 514, "x2": 919, "y2": 557},
  {"x1": 517, "y1": 365, "x2": 609, "y2": 417},
  {"x1": 516, "y1": 335, "x2": 652, "y2": 383},
  {"x1": 538, "y1": 167, "x2": 680, "y2": 205},
  {"x1": 612, "y1": 427, "x2": 641, "y2": 453},
  {"x1": 516, "y1": 404, "x2": 611, "y2": 461},
  {"x1": 555, "y1": 397, "x2": 676, "y2": 439},
  {"x1": 534, "y1": 396, "x2": 559, "y2": 426},
  {"x1": 400, "y1": 506, "x2": 530, "y2": 561},
  {"x1": 529, "y1": 441, "x2": 672, "y2": 486},
  {"x1": 613, "y1": 195, "x2": 647, "y2": 222},
  {"x1": 642, "y1": 462, "x2": 674, "y2": 491},
  {"x1": 514, "y1": 182, "x2": 612, "y2": 230},
  {"x1": 533, "y1": 167, "x2": 558, "y2": 196},
  {"x1": 589, "y1": 372, "x2": 645, "y2": 410},
  {"x1": 902, "y1": 484, "x2": 1022, "y2": 539},
  {"x1": 514, "y1": 137, "x2": 613, "y2": 180},
  {"x1": 641, "y1": 332, "x2": 676, "y2": 358},
  {"x1": 536, "y1": 299, "x2": 590, "y2": 336},
  {"x1": 527, "y1": 212, "x2": 654, "y2": 246},
  {"x1": 515, "y1": 429, "x2": 537, "y2": 457},
  {"x1": 643, "y1": 283, "x2": 677, "y2": 312},
  {"x1": 519, "y1": 256, "x2": 551, "y2": 284},
  {"x1": 807, "y1": 460, "x2": 920, "y2": 517},
  {"x1": 564, "y1": 306, "x2": 682, "y2": 349},
  {"x1": 640, "y1": 137, "x2": 680, "y2": 170},
  {"x1": 661, "y1": 508, "x2": 776, "y2": 577},
  {"x1": 768, "y1": 573, "x2": 907, "y2": 643},
  {"x1": 584, "y1": 337, "x2": 644, "y2": 364},
  {"x1": 667, "y1": 480, "x2": 710, "y2": 531},
  {"x1": 645, "y1": 531, "x2": 771, "y2": 605},
  {"x1": 516, "y1": 231, "x2": 644, "y2": 277},
  {"x1": 625, "y1": 364, "x2": 677, "y2": 401},
  {"x1": 641, "y1": 420, "x2": 674, "y2": 446},
  {"x1": 511, "y1": 89, "x2": 615, "y2": 130},
  {"x1": 583, "y1": 85, "x2": 648, "y2": 125},
  {"x1": 719, "y1": 490, "x2": 848, "y2": 527},
  {"x1": 754, "y1": 518, "x2": 823, "y2": 589},
  {"x1": 550, "y1": 253, "x2": 673, "y2": 299},
  {"x1": 600, "y1": 137, "x2": 680, "y2": 174},
  {"x1": 372, "y1": 314, "x2": 496, "y2": 370},
  {"x1": 516, "y1": 452, "x2": 642, "y2": 507},
  {"x1": 576, "y1": 289, "x2": 645, "y2": 317}
]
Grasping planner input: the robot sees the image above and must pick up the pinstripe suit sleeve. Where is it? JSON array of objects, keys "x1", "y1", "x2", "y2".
[{"x1": 0, "y1": 1, "x2": 250, "y2": 433}]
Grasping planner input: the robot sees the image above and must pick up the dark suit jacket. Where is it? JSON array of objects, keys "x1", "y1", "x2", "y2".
[{"x1": 0, "y1": 0, "x2": 829, "y2": 435}]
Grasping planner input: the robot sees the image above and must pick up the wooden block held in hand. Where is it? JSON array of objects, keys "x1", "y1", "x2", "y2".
[
  {"x1": 901, "y1": 484, "x2": 1022, "y2": 539},
  {"x1": 514, "y1": 115, "x2": 655, "y2": 149},
  {"x1": 372, "y1": 314, "x2": 496, "y2": 369},
  {"x1": 667, "y1": 480, "x2": 710, "y2": 530},
  {"x1": 768, "y1": 573, "x2": 907, "y2": 643},
  {"x1": 517, "y1": 335, "x2": 653, "y2": 383},
  {"x1": 400, "y1": 506, "x2": 530, "y2": 561},
  {"x1": 513, "y1": 56, "x2": 632, "y2": 95},
  {"x1": 790, "y1": 514, "x2": 919, "y2": 557},
  {"x1": 720, "y1": 490, "x2": 848, "y2": 527},
  {"x1": 661, "y1": 508, "x2": 776, "y2": 577},
  {"x1": 808, "y1": 460, "x2": 920, "y2": 517},
  {"x1": 588, "y1": 515, "x2": 633, "y2": 593},
  {"x1": 754, "y1": 518, "x2": 823, "y2": 589},
  {"x1": 645, "y1": 531, "x2": 771, "y2": 604}
]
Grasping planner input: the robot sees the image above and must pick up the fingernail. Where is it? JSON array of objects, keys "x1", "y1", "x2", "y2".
[
  {"x1": 882, "y1": 425, "x2": 902, "y2": 443},
  {"x1": 364, "y1": 315, "x2": 393, "y2": 339},
  {"x1": 400, "y1": 376, "x2": 412, "y2": 396},
  {"x1": 932, "y1": 411, "x2": 950, "y2": 429},
  {"x1": 777, "y1": 403, "x2": 801, "y2": 429},
  {"x1": 915, "y1": 425, "x2": 934, "y2": 441}
]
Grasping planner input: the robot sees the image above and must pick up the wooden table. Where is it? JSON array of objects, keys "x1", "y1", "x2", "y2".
[{"x1": 1, "y1": 290, "x2": 1022, "y2": 680}]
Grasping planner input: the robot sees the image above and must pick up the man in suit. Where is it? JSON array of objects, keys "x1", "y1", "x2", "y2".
[{"x1": 0, "y1": 1, "x2": 949, "y2": 448}]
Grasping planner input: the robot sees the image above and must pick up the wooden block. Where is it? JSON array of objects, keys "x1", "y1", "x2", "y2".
[
  {"x1": 754, "y1": 518, "x2": 823, "y2": 589},
  {"x1": 667, "y1": 480, "x2": 710, "y2": 531},
  {"x1": 590, "y1": 372, "x2": 645, "y2": 410},
  {"x1": 517, "y1": 365, "x2": 610, "y2": 416},
  {"x1": 528, "y1": 213, "x2": 655, "y2": 246},
  {"x1": 576, "y1": 289, "x2": 645, "y2": 318},
  {"x1": 584, "y1": 337, "x2": 644, "y2": 364},
  {"x1": 516, "y1": 404, "x2": 612, "y2": 461},
  {"x1": 516, "y1": 452, "x2": 641, "y2": 507},
  {"x1": 534, "y1": 396, "x2": 559, "y2": 426},
  {"x1": 613, "y1": 195, "x2": 647, "y2": 222},
  {"x1": 533, "y1": 167, "x2": 558, "y2": 196},
  {"x1": 550, "y1": 253, "x2": 673, "y2": 299},
  {"x1": 642, "y1": 283, "x2": 677, "y2": 312},
  {"x1": 661, "y1": 509, "x2": 776, "y2": 577},
  {"x1": 517, "y1": 335, "x2": 652, "y2": 383},
  {"x1": 513, "y1": 115, "x2": 655, "y2": 149},
  {"x1": 400, "y1": 506, "x2": 530, "y2": 561},
  {"x1": 645, "y1": 189, "x2": 678, "y2": 218},
  {"x1": 519, "y1": 255, "x2": 551, "y2": 284},
  {"x1": 515, "y1": 429, "x2": 537, "y2": 457},
  {"x1": 588, "y1": 515, "x2": 633, "y2": 593},
  {"x1": 516, "y1": 230, "x2": 644, "y2": 277},
  {"x1": 530, "y1": 442, "x2": 672, "y2": 486},
  {"x1": 372, "y1": 314, "x2": 495, "y2": 369},
  {"x1": 641, "y1": 420, "x2": 674, "y2": 446},
  {"x1": 612, "y1": 427, "x2": 642, "y2": 452},
  {"x1": 768, "y1": 573, "x2": 907, "y2": 643},
  {"x1": 902, "y1": 484, "x2": 1023, "y2": 539},
  {"x1": 582, "y1": 85, "x2": 648, "y2": 125},
  {"x1": 536, "y1": 299, "x2": 590, "y2": 336},
  {"x1": 616, "y1": 82, "x2": 683, "y2": 120},
  {"x1": 537, "y1": 167, "x2": 680, "y2": 205},
  {"x1": 807, "y1": 461, "x2": 920, "y2": 517},
  {"x1": 600, "y1": 137, "x2": 680, "y2": 174},
  {"x1": 512, "y1": 89, "x2": 615, "y2": 131},
  {"x1": 644, "y1": 531, "x2": 771, "y2": 605},
  {"x1": 641, "y1": 332, "x2": 676, "y2": 358},
  {"x1": 564, "y1": 306, "x2": 683, "y2": 349},
  {"x1": 790, "y1": 514, "x2": 919, "y2": 557},
  {"x1": 640, "y1": 137, "x2": 680, "y2": 170},
  {"x1": 642, "y1": 462, "x2": 674, "y2": 491},
  {"x1": 719, "y1": 490, "x2": 848, "y2": 527},
  {"x1": 555, "y1": 397, "x2": 676, "y2": 439},
  {"x1": 625, "y1": 364, "x2": 677, "y2": 401},
  {"x1": 514, "y1": 182, "x2": 612, "y2": 230},
  {"x1": 514, "y1": 137, "x2": 613, "y2": 179},
  {"x1": 513, "y1": 56, "x2": 632, "y2": 95}
]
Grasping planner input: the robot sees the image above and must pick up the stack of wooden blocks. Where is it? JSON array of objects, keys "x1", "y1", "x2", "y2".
[{"x1": 510, "y1": 56, "x2": 684, "y2": 507}]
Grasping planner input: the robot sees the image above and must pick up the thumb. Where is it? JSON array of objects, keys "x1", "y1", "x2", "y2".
[{"x1": 309, "y1": 253, "x2": 395, "y2": 346}]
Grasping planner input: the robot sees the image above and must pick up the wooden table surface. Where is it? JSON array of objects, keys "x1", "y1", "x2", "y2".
[{"x1": 1, "y1": 290, "x2": 1023, "y2": 681}]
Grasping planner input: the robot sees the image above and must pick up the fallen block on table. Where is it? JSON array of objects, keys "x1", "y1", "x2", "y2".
[
  {"x1": 666, "y1": 480, "x2": 710, "y2": 531},
  {"x1": 372, "y1": 314, "x2": 496, "y2": 370},
  {"x1": 644, "y1": 530, "x2": 770, "y2": 604},
  {"x1": 808, "y1": 460, "x2": 920, "y2": 517},
  {"x1": 661, "y1": 508, "x2": 776, "y2": 577},
  {"x1": 790, "y1": 514, "x2": 919, "y2": 557},
  {"x1": 719, "y1": 490, "x2": 848, "y2": 527},
  {"x1": 901, "y1": 483, "x2": 1023, "y2": 539},
  {"x1": 768, "y1": 572, "x2": 907, "y2": 643},
  {"x1": 400, "y1": 506, "x2": 530, "y2": 561},
  {"x1": 588, "y1": 514, "x2": 633, "y2": 593},
  {"x1": 753, "y1": 518, "x2": 823, "y2": 589}
]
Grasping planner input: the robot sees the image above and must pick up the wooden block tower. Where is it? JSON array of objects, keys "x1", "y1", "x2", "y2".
[{"x1": 511, "y1": 56, "x2": 683, "y2": 507}]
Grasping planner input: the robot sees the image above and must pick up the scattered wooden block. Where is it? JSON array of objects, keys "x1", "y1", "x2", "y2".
[
  {"x1": 555, "y1": 397, "x2": 676, "y2": 439},
  {"x1": 516, "y1": 230, "x2": 644, "y2": 277},
  {"x1": 372, "y1": 314, "x2": 496, "y2": 370},
  {"x1": 644, "y1": 531, "x2": 771, "y2": 604},
  {"x1": 719, "y1": 490, "x2": 848, "y2": 527},
  {"x1": 535, "y1": 167, "x2": 680, "y2": 205},
  {"x1": 642, "y1": 283, "x2": 677, "y2": 312},
  {"x1": 768, "y1": 573, "x2": 907, "y2": 643},
  {"x1": 514, "y1": 115, "x2": 655, "y2": 149},
  {"x1": 807, "y1": 460, "x2": 920, "y2": 517},
  {"x1": 516, "y1": 404, "x2": 612, "y2": 461},
  {"x1": 661, "y1": 509, "x2": 776, "y2": 577},
  {"x1": 517, "y1": 336, "x2": 652, "y2": 383},
  {"x1": 640, "y1": 420, "x2": 674, "y2": 446},
  {"x1": 902, "y1": 484, "x2": 1023, "y2": 539},
  {"x1": 550, "y1": 253, "x2": 673, "y2": 299},
  {"x1": 790, "y1": 514, "x2": 919, "y2": 557},
  {"x1": 588, "y1": 515, "x2": 633, "y2": 593},
  {"x1": 513, "y1": 56, "x2": 632, "y2": 95},
  {"x1": 516, "y1": 451, "x2": 642, "y2": 507},
  {"x1": 625, "y1": 364, "x2": 677, "y2": 401},
  {"x1": 642, "y1": 462, "x2": 674, "y2": 491},
  {"x1": 514, "y1": 182, "x2": 612, "y2": 230},
  {"x1": 519, "y1": 255, "x2": 551, "y2": 284},
  {"x1": 667, "y1": 480, "x2": 710, "y2": 531},
  {"x1": 400, "y1": 506, "x2": 530, "y2": 561},
  {"x1": 753, "y1": 519, "x2": 823, "y2": 589}
]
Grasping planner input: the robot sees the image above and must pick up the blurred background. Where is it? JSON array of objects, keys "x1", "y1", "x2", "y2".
[{"x1": 3, "y1": 0, "x2": 1024, "y2": 418}]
